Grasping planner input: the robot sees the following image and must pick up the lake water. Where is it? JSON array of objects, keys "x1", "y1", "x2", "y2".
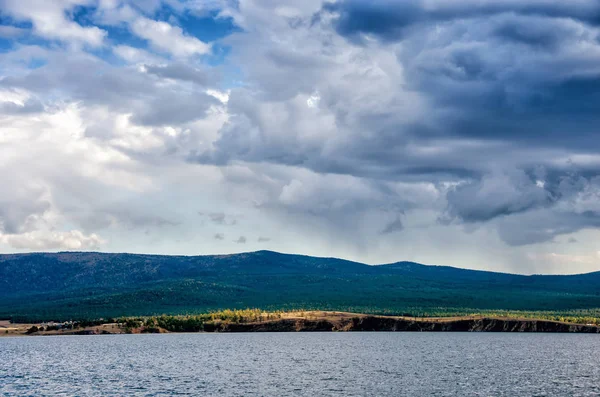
[{"x1": 1, "y1": 333, "x2": 600, "y2": 396}]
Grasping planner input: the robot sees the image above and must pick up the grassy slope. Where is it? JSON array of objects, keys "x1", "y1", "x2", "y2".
[{"x1": 1, "y1": 250, "x2": 599, "y2": 321}]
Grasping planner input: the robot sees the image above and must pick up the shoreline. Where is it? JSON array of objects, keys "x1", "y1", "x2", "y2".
[{"x1": 2, "y1": 312, "x2": 599, "y2": 337}]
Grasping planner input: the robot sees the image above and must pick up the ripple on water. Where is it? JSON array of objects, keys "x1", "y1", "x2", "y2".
[{"x1": 1, "y1": 333, "x2": 600, "y2": 396}]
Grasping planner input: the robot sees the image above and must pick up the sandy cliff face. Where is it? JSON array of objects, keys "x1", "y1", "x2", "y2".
[
  {"x1": 5, "y1": 312, "x2": 599, "y2": 336},
  {"x1": 208, "y1": 317, "x2": 600, "y2": 333}
]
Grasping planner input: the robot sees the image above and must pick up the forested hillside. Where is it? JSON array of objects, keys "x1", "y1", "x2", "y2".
[{"x1": 2, "y1": 251, "x2": 599, "y2": 321}]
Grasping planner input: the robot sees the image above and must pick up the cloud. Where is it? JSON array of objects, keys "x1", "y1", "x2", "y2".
[
  {"x1": 494, "y1": 175, "x2": 600, "y2": 245},
  {"x1": 0, "y1": 98, "x2": 44, "y2": 115},
  {"x1": 113, "y1": 45, "x2": 163, "y2": 64},
  {"x1": 0, "y1": 51, "x2": 219, "y2": 128},
  {"x1": 323, "y1": 0, "x2": 600, "y2": 43},
  {"x1": 144, "y1": 63, "x2": 215, "y2": 86},
  {"x1": 205, "y1": 212, "x2": 238, "y2": 226},
  {"x1": 0, "y1": 194, "x2": 50, "y2": 235},
  {"x1": 443, "y1": 170, "x2": 553, "y2": 223},
  {"x1": 527, "y1": 251, "x2": 600, "y2": 268},
  {"x1": 0, "y1": 0, "x2": 600, "y2": 273},
  {"x1": 445, "y1": 174, "x2": 600, "y2": 246},
  {"x1": 0, "y1": 25, "x2": 27, "y2": 38},
  {"x1": 185, "y1": 0, "x2": 600, "y2": 256},
  {"x1": 0, "y1": 166, "x2": 52, "y2": 235},
  {"x1": 322, "y1": 0, "x2": 426, "y2": 42},
  {"x1": 0, "y1": 90, "x2": 163, "y2": 250},
  {"x1": 75, "y1": 207, "x2": 180, "y2": 231},
  {"x1": 381, "y1": 217, "x2": 403, "y2": 234},
  {"x1": 128, "y1": 0, "x2": 163, "y2": 13},
  {"x1": 0, "y1": 0, "x2": 107, "y2": 46},
  {"x1": 131, "y1": 17, "x2": 211, "y2": 57},
  {"x1": 321, "y1": 2, "x2": 600, "y2": 157},
  {"x1": 1, "y1": 230, "x2": 105, "y2": 250},
  {"x1": 212, "y1": 0, "x2": 600, "y2": 173},
  {"x1": 234, "y1": 236, "x2": 246, "y2": 244},
  {"x1": 209, "y1": 212, "x2": 226, "y2": 224},
  {"x1": 214, "y1": 233, "x2": 225, "y2": 240},
  {"x1": 495, "y1": 210, "x2": 600, "y2": 246},
  {"x1": 258, "y1": 236, "x2": 271, "y2": 242}
]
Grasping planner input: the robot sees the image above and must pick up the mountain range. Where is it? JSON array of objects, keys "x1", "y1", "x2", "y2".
[{"x1": 1, "y1": 250, "x2": 599, "y2": 321}]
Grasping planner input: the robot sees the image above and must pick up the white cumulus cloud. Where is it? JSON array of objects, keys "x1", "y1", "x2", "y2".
[
  {"x1": 0, "y1": 0, "x2": 107, "y2": 46},
  {"x1": 1, "y1": 230, "x2": 106, "y2": 250},
  {"x1": 131, "y1": 17, "x2": 211, "y2": 57}
]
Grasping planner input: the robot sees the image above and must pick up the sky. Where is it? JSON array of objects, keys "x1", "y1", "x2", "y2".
[{"x1": 0, "y1": 0, "x2": 600, "y2": 274}]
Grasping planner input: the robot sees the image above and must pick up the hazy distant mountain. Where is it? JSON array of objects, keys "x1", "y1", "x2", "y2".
[{"x1": 1, "y1": 251, "x2": 599, "y2": 321}]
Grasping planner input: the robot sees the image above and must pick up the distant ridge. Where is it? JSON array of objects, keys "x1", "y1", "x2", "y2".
[{"x1": 1, "y1": 250, "x2": 599, "y2": 321}]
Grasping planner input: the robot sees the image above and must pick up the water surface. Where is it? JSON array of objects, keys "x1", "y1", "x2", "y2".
[{"x1": 2, "y1": 333, "x2": 599, "y2": 396}]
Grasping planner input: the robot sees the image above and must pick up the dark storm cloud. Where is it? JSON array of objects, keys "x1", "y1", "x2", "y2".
[
  {"x1": 443, "y1": 170, "x2": 554, "y2": 223},
  {"x1": 323, "y1": 0, "x2": 600, "y2": 42},
  {"x1": 320, "y1": 0, "x2": 600, "y2": 153},
  {"x1": 491, "y1": 18, "x2": 565, "y2": 49},
  {"x1": 443, "y1": 173, "x2": 600, "y2": 245},
  {"x1": 196, "y1": 0, "x2": 600, "y2": 179},
  {"x1": 496, "y1": 210, "x2": 600, "y2": 246},
  {"x1": 186, "y1": 0, "x2": 600, "y2": 247},
  {"x1": 321, "y1": 0, "x2": 425, "y2": 42}
]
